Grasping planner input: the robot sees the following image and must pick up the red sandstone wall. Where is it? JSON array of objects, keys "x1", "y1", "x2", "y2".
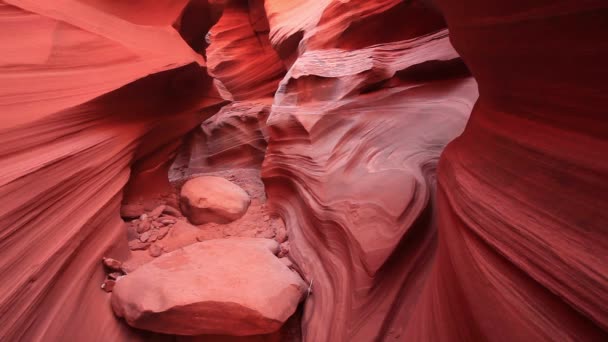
[{"x1": 1, "y1": 0, "x2": 607, "y2": 341}]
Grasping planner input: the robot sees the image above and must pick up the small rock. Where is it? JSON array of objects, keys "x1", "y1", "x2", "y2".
[
  {"x1": 160, "y1": 218, "x2": 176, "y2": 225},
  {"x1": 150, "y1": 205, "x2": 166, "y2": 219},
  {"x1": 149, "y1": 230, "x2": 159, "y2": 242},
  {"x1": 101, "y1": 278, "x2": 116, "y2": 292},
  {"x1": 102, "y1": 257, "x2": 122, "y2": 271},
  {"x1": 151, "y1": 221, "x2": 161, "y2": 229},
  {"x1": 139, "y1": 231, "x2": 151, "y2": 242},
  {"x1": 136, "y1": 220, "x2": 151, "y2": 234},
  {"x1": 140, "y1": 213, "x2": 148, "y2": 221},
  {"x1": 157, "y1": 226, "x2": 170, "y2": 240},
  {"x1": 108, "y1": 272, "x2": 123, "y2": 280},
  {"x1": 162, "y1": 205, "x2": 182, "y2": 217},
  {"x1": 148, "y1": 243, "x2": 163, "y2": 257},
  {"x1": 129, "y1": 240, "x2": 151, "y2": 251}
]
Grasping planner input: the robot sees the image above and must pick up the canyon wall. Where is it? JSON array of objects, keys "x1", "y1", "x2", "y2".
[
  {"x1": 0, "y1": 1, "x2": 223, "y2": 340},
  {"x1": 259, "y1": 1, "x2": 478, "y2": 340},
  {"x1": 260, "y1": 0, "x2": 608, "y2": 340},
  {"x1": 428, "y1": 1, "x2": 608, "y2": 340},
  {"x1": 1, "y1": 0, "x2": 607, "y2": 341}
]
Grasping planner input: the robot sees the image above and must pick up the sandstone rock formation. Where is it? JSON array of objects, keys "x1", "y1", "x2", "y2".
[
  {"x1": 180, "y1": 176, "x2": 251, "y2": 224},
  {"x1": 206, "y1": 0, "x2": 285, "y2": 101},
  {"x1": 1, "y1": 0, "x2": 607, "y2": 341},
  {"x1": 172, "y1": 101, "x2": 271, "y2": 174},
  {"x1": 0, "y1": 1, "x2": 222, "y2": 340},
  {"x1": 111, "y1": 238, "x2": 307, "y2": 336},
  {"x1": 259, "y1": 0, "x2": 607, "y2": 341},
  {"x1": 425, "y1": 1, "x2": 608, "y2": 340},
  {"x1": 259, "y1": 1, "x2": 478, "y2": 340}
]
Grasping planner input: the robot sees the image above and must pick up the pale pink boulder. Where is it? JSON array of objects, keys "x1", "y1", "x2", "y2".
[
  {"x1": 180, "y1": 176, "x2": 251, "y2": 224},
  {"x1": 111, "y1": 238, "x2": 306, "y2": 336}
]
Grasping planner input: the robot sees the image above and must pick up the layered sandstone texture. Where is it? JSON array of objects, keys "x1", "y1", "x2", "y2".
[
  {"x1": 1, "y1": 0, "x2": 607, "y2": 341},
  {"x1": 0, "y1": 0, "x2": 222, "y2": 340},
  {"x1": 260, "y1": 1, "x2": 478, "y2": 341}
]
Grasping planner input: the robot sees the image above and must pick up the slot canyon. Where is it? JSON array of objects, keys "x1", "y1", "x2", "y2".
[{"x1": 1, "y1": 0, "x2": 607, "y2": 341}]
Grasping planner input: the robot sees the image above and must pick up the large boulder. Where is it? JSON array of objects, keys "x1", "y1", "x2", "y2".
[
  {"x1": 111, "y1": 238, "x2": 307, "y2": 336},
  {"x1": 180, "y1": 176, "x2": 251, "y2": 224}
]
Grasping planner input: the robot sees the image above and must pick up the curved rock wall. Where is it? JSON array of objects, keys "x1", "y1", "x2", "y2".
[
  {"x1": 206, "y1": 0, "x2": 286, "y2": 100},
  {"x1": 172, "y1": 101, "x2": 271, "y2": 176},
  {"x1": 259, "y1": 1, "x2": 478, "y2": 341},
  {"x1": 0, "y1": 1, "x2": 222, "y2": 340},
  {"x1": 260, "y1": 0, "x2": 608, "y2": 341},
  {"x1": 427, "y1": 1, "x2": 608, "y2": 340}
]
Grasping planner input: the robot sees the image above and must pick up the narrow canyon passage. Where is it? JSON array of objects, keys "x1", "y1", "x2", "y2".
[{"x1": 0, "y1": 0, "x2": 607, "y2": 341}]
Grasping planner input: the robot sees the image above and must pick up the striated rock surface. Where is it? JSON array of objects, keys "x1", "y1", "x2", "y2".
[
  {"x1": 259, "y1": 0, "x2": 608, "y2": 341},
  {"x1": 172, "y1": 100, "x2": 271, "y2": 175},
  {"x1": 2, "y1": 0, "x2": 608, "y2": 341},
  {"x1": 0, "y1": 0, "x2": 204, "y2": 128},
  {"x1": 206, "y1": 0, "x2": 285, "y2": 100},
  {"x1": 180, "y1": 176, "x2": 251, "y2": 224},
  {"x1": 111, "y1": 238, "x2": 307, "y2": 336},
  {"x1": 0, "y1": 1, "x2": 222, "y2": 340},
  {"x1": 260, "y1": 1, "x2": 477, "y2": 341},
  {"x1": 422, "y1": 1, "x2": 608, "y2": 340}
]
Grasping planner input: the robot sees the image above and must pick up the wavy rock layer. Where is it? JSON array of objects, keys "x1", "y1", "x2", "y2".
[
  {"x1": 172, "y1": 100, "x2": 271, "y2": 176},
  {"x1": 259, "y1": 0, "x2": 608, "y2": 341},
  {"x1": 206, "y1": 0, "x2": 285, "y2": 100},
  {"x1": 2, "y1": 0, "x2": 608, "y2": 341},
  {"x1": 0, "y1": 1, "x2": 222, "y2": 340},
  {"x1": 260, "y1": 1, "x2": 478, "y2": 340},
  {"x1": 426, "y1": 1, "x2": 608, "y2": 340}
]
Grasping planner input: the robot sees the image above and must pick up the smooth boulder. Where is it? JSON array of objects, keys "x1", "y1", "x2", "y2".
[
  {"x1": 111, "y1": 238, "x2": 307, "y2": 336},
  {"x1": 180, "y1": 176, "x2": 251, "y2": 224}
]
